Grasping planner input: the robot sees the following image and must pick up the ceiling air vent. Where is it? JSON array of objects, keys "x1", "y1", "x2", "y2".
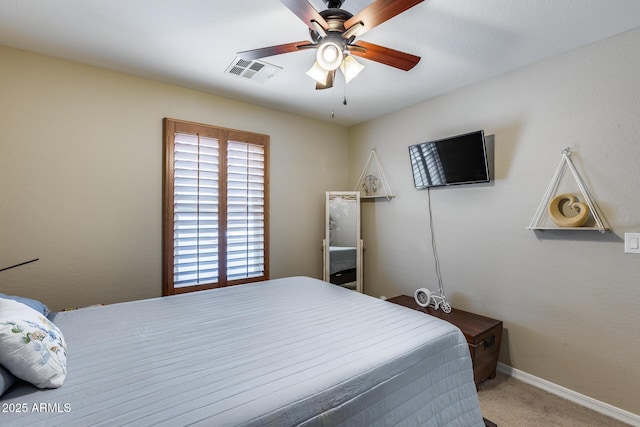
[{"x1": 225, "y1": 57, "x2": 282, "y2": 84}]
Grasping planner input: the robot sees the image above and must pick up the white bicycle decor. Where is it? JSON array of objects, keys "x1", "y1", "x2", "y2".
[{"x1": 414, "y1": 287, "x2": 452, "y2": 313}]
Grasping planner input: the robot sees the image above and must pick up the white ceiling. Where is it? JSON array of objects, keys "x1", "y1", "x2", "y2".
[{"x1": 1, "y1": 0, "x2": 640, "y2": 126}]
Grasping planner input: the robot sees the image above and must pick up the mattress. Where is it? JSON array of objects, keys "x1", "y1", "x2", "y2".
[{"x1": 1, "y1": 276, "x2": 484, "y2": 426}]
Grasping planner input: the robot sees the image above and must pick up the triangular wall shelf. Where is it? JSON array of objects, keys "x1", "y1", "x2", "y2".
[
  {"x1": 527, "y1": 148, "x2": 610, "y2": 233},
  {"x1": 355, "y1": 149, "x2": 395, "y2": 199}
]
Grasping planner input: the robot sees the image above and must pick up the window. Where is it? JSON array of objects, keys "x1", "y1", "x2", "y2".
[{"x1": 163, "y1": 118, "x2": 269, "y2": 295}]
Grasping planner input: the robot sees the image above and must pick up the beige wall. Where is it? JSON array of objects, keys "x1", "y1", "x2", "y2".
[
  {"x1": 0, "y1": 46, "x2": 349, "y2": 311},
  {"x1": 350, "y1": 28, "x2": 640, "y2": 414}
]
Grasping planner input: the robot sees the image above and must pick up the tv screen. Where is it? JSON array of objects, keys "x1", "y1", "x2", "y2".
[{"x1": 409, "y1": 130, "x2": 489, "y2": 189}]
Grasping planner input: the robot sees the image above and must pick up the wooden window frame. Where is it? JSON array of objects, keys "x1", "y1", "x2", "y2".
[{"x1": 162, "y1": 118, "x2": 270, "y2": 295}]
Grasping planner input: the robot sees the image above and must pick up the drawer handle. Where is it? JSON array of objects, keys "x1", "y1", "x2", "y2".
[{"x1": 484, "y1": 336, "x2": 496, "y2": 349}]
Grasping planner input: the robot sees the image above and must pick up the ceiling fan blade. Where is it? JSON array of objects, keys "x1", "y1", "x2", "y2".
[
  {"x1": 237, "y1": 41, "x2": 314, "y2": 61},
  {"x1": 280, "y1": 0, "x2": 329, "y2": 31},
  {"x1": 349, "y1": 41, "x2": 420, "y2": 71},
  {"x1": 344, "y1": 0, "x2": 424, "y2": 38}
]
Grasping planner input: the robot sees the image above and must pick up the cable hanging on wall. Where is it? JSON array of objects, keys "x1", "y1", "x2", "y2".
[{"x1": 413, "y1": 187, "x2": 451, "y2": 313}]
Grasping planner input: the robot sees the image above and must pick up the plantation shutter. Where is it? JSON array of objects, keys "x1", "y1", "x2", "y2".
[
  {"x1": 226, "y1": 139, "x2": 266, "y2": 280},
  {"x1": 172, "y1": 132, "x2": 220, "y2": 288},
  {"x1": 163, "y1": 119, "x2": 269, "y2": 295}
]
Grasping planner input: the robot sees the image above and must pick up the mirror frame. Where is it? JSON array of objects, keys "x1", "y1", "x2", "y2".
[{"x1": 322, "y1": 191, "x2": 363, "y2": 293}]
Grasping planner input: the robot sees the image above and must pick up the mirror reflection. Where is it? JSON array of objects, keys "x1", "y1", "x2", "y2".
[{"x1": 323, "y1": 191, "x2": 362, "y2": 292}]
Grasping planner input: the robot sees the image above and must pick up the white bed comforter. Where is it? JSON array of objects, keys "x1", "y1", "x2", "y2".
[{"x1": 1, "y1": 276, "x2": 483, "y2": 426}]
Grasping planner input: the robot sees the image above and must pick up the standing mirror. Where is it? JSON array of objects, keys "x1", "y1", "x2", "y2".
[{"x1": 323, "y1": 191, "x2": 363, "y2": 292}]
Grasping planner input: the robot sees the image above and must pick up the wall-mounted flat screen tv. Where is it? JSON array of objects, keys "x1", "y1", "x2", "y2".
[{"x1": 409, "y1": 130, "x2": 490, "y2": 189}]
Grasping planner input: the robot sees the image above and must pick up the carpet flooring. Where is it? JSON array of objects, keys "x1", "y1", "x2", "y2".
[{"x1": 476, "y1": 372, "x2": 632, "y2": 426}]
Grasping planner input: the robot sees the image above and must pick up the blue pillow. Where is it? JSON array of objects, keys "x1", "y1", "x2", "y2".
[
  {"x1": 0, "y1": 293, "x2": 50, "y2": 317},
  {"x1": 0, "y1": 364, "x2": 17, "y2": 397}
]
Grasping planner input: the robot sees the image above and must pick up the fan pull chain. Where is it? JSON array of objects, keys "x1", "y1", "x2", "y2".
[
  {"x1": 343, "y1": 77, "x2": 348, "y2": 106},
  {"x1": 330, "y1": 78, "x2": 348, "y2": 118}
]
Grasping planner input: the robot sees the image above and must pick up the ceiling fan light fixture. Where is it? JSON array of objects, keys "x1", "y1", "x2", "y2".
[
  {"x1": 306, "y1": 60, "x2": 331, "y2": 85},
  {"x1": 316, "y1": 41, "x2": 343, "y2": 71},
  {"x1": 340, "y1": 55, "x2": 364, "y2": 83}
]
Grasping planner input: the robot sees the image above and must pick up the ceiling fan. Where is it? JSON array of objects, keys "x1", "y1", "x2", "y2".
[{"x1": 237, "y1": 0, "x2": 423, "y2": 89}]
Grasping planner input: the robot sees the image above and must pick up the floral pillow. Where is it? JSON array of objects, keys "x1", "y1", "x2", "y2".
[{"x1": 0, "y1": 299, "x2": 67, "y2": 388}]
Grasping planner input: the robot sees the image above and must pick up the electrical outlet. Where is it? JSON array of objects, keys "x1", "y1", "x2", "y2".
[{"x1": 624, "y1": 233, "x2": 640, "y2": 254}]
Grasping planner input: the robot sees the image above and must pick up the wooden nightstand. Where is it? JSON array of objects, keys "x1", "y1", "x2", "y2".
[{"x1": 387, "y1": 295, "x2": 503, "y2": 387}]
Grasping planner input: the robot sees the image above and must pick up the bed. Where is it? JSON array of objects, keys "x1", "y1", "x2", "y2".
[{"x1": 1, "y1": 276, "x2": 484, "y2": 426}]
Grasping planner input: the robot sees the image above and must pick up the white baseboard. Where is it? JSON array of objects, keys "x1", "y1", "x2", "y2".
[{"x1": 497, "y1": 363, "x2": 640, "y2": 426}]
